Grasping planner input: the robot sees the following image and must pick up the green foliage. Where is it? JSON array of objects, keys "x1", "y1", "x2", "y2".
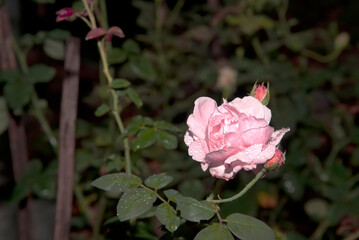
[
  {"x1": 144, "y1": 173, "x2": 173, "y2": 189},
  {"x1": 194, "y1": 224, "x2": 234, "y2": 240},
  {"x1": 25, "y1": 64, "x2": 56, "y2": 83},
  {"x1": 10, "y1": 159, "x2": 57, "y2": 203},
  {"x1": 91, "y1": 173, "x2": 142, "y2": 194},
  {"x1": 95, "y1": 103, "x2": 110, "y2": 117},
  {"x1": 116, "y1": 188, "x2": 157, "y2": 221},
  {"x1": 4, "y1": 80, "x2": 32, "y2": 113},
  {"x1": 176, "y1": 195, "x2": 216, "y2": 222},
  {"x1": 156, "y1": 203, "x2": 181, "y2": 232},
  {"x1": 226, "y1": 213, "x2": 275, "y2": 240}
]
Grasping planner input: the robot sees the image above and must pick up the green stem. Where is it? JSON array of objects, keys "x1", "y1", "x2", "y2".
[
  {"x1": 99, "y1": 0, "x2": 109, "y2": 29},
  {"x1": 302, "y1": 48, "x2": 341, "y2": 63},
  {"x1": 310, "y1": 219, "x2": 329, "y2": 240},
  {"x1": 208, "y1": 168, "x2": 266, "y2": 204},
  {"x1": 83, "y1": 0, "x2": 132, "y2": 173},
  {"x1": 92, "y1": 195, "x2": 106, "y2": 239},
  {"x1": 141, "y1": 184, "x2": 167, "y2": 203}
]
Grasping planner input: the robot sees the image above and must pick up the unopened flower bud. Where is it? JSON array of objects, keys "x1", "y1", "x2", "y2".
[
  {"x1": 56, "y1": 8, "x2": 74, "y2": 22},
  {"x1": 250, "y1": 82, "x2": 270, "y2": 105},
  {"x1": 264, "y1": 149, "x2": 285, "y2": 171}
]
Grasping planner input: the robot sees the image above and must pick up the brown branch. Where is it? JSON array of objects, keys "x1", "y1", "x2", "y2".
[
  {"x1": 0, "y1": 5, "x2": 33, "y2": 240},
  {"x1": 54, "y1": 37, "x2": 81, "y2": 240}
]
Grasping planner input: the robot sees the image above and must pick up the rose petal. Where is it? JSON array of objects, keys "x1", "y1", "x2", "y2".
[
  {"x1": 187, "y1": 97, "x2": 218, "y2": 139},
  {"x1": 228, "y1": 96, "x2": 271, "y2": 123},
  {"x1": 268, "y1": 128, "x2": 290, "y2": 146},
  {"x1": 237, "y1": 126, "x2": 274, "y2": 147},
  {"x1": 188, "y1": 139, "x2": 207, "y2": 162}
]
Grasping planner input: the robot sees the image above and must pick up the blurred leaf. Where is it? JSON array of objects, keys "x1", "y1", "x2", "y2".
[
  {"x1": 156, "y1": 203, "x2": 181, "y2": 232},
  {"x1": 91, "y1": 173, "x2": 142, "y2": 193},
  {"x1": 4, "y1": 80, "x2": 32, "y2": 112},
  {"x1": 226, "y1": 15, "x2": 274, "y2": 35},
  {"x1": 129, "y1": 55, "x2": 156, "y2": 81},
  {"x1": 126, "y1": 87, "x2": 143, "y2": 108},
  {"x1": 47, "y1": 29, "x2": 71, "y2": 41},
  {"x1": 117, "y1": 188, "x2": 157, "y2": 221},
  {"x1": 95, "y1": 103, "x2": 110, "y2": 117},
  {"x1": 156, "y1": 130, "x2": 178, "y2": 150},
  {"x1": 108, "y1": 48, "x2": 127, "y2": 64},
  {"x1": 145, "y1": 173, "x2": 173, "y2": 189},
  {"x1": 111, "y1": 78, "x2": 131, "y2": 89},
  {"x1": 154, "y1": 121, "x2": 181, "y2": 132},
  {"x1": 123, "y1": 39, "x2": 141, "y2": 54},
  {"x1": 0, "y1": 70, "x2": 21, "y2": 83},
  {"x1": 75, "y1": 149, "x2": 99, "y2": 172},
  {"x1": 124, "y1": 116, "x2": 144, "y2": 136},
  {"x1": 43, "y1": 38, "x2": 65, "y2": 60},
  {"x1": 194, "y1": 224, "x2": 234, "y2": 240},
  {"x1": 31, "y1": 161, "x2": 57, "y2": 199},
  {"x1": 10, "y1": 159, "x2": 43, "y2": 203},
  {"x1": 304, "y1": 199, "x2": 329, "y2": 221},
  {"x1": 25, "y1": 64, "x2": 56, "y2": 83},
  {"x1": 0, "y1": 98, "x2": 9, "y2": 135},
  {"x1": 131, "y1": 128, "x2": 156, "y2": 151},
  {"x1": 176, "y1": 195, "x2": 216, "y2": 222},
  {"x1": 106, "y1": 154, "x2": 124, "y2": 172},
  {"x1": 178, "y1": 179, "x2": 205, "y2": 200},
  {"x1": 226, "y1": 213, "x2": 275, "y2": 240},
  {"x1": 286, "y1": 232, "x2": 307, "y2": 240},
  {"x1": 327, "y1": 204, "x2": 348, "y2": 226}
]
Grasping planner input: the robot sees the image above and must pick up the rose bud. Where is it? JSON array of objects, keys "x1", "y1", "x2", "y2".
[
  {"x1": 250, "y1": 82, "x2": 270, "y2": 105},
  {"x1": 264, "y1": 149, "x2": 285, "y2": 172},
  {"x1": 56, "y1": 8, "x2": 74, "y2": 22}
]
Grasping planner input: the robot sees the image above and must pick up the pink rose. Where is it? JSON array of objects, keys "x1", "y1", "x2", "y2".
[{"x1": 184, "y1": 96, "x2": 290, "y2": 180}]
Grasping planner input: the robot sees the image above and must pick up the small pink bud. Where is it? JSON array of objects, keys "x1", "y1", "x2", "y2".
[
  {"x1": 56, "y1": 8, "x2": 74, "y2": 22},
  {"x1": 250, "y1": 82, "x2": 270, "y2": 105},
  {"x1": 85, "y1": 28, "x2": 107, "y2": 40},
  {"x1": 264, "y1": 149, "x2": 285, "y2": 171}
]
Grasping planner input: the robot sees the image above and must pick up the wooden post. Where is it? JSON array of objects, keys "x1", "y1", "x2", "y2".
[
  {"x1": 53, "y1": 37, "x2": 81, "y2": 240},
  {"x1": 0, "y1": 5, "x2": 33, "y2": 240}
]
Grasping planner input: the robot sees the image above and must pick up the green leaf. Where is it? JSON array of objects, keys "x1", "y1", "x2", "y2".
[
  {"x1": 226, "y1": 213, "x2": 275, "y2": 240},
  {"x1": 4, "y1": 81, "x2": 32, "y2": 112},
  {"x1": 108, "y1": 48, "x2": 127, "y2": 64},
  {"x1": 178, "y1": 179, "x2": 205, "y2": 200},
  {"x1": 176, "y1": 195, "x2": 216, "y2": 222},
  {"x1": 124, "y1": 116, "x2": 144, "y2": 136},
  {"x1": 131, "y1": 128, "x2": 156, "y2": 151},
  {"x1": 43, "y1": 38, "x2": 65, "y2": 60},
  {"x1": 25, "y1": 64, "x2": 56, "y2": 83},
  {"x1": 95, "y1": 103, "x2": 110, "y2": 117},
  {"x1": 145, "y1": 173, "x2": 173, "y2": 189},
  {"x1": 156, "y1": 203, "x2": 181, "y2": 233},
  {"x1": 126, "y1": 87, "x2": 143, "y2": 108},
  {"x1": 194, "y1": 224, "x2": 234, "y2": 240},
  {"x1": 117, "y1": 188, "x2": 157, "y2": 221},
  {"x1": 164, "y1": 189, "x2": 180, "y2": 202},
  {"x1": 129, "y1": 55, "x2": 156, "y2": 81},
  {"x1": 91, "y1": 173, "x2": 142, "y2": 193},
  {"x1": 111, "y1": 78, "x2": 131, "y2": 89},
  {"x1": 156, "y1": 130, "x2": 178, "y2": 150},
  {"x1": 47, "y1": 29, "x2": 71, "y2": 41},
  {"x1": 154, "y1": 121, "x2": 181, "y2": 132},
  {"x1": 123, "y1": 39, "x2": 141, "y2": 54},
  {"x1": 10, "y1": 159, "x2": 43, "y2": 203},
  {"x1": 0, "y1": 70, "x2": 21, "y2": 83},
  {"x1": 0, "y1": 98, "x2": 9, "y2": 135}
]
